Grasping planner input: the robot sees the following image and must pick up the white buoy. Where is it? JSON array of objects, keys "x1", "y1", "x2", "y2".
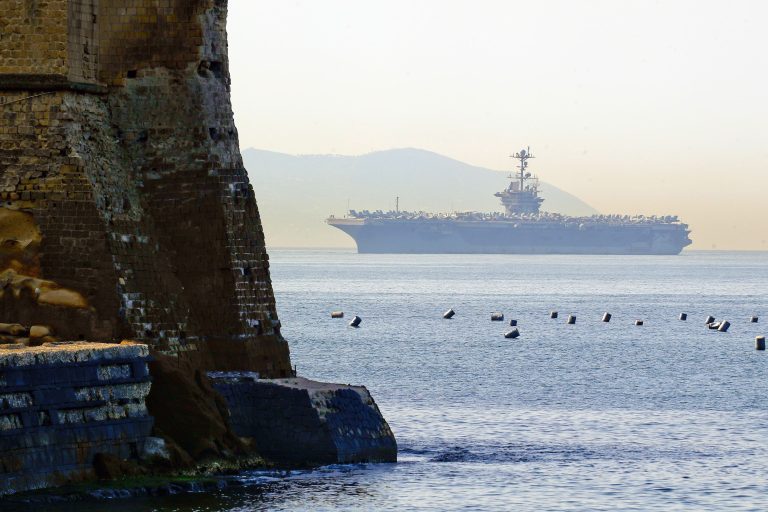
[
  {"x1": 679, "y1": 313, "x2": 688, "y2": 321},
  {"x1": 504, "y1": 328, "x2": 520, "y2": 339},
  {"x1": 443, "y1": 309, "x2": 456, "y2": 319},
  {"x1": 602, "y1": 313, "x2": 612, "y2": 323},
  {"x1": 550, "y1": 311, "x2": 558, "y2": 319},
  {"x1": 491, "y1": 312, "x2": 504, "y2": 321},
  {"x1": 331, "y1": 311, "x2": 344, "y2": 319},
  {"x1": 718, "y1": 321, "x2": 731, "y2": 332},
  {"x1": 756, "y1": 336, "x2": 766, "y2": 350},
  {"x1": 567, "y1": 315, "x2": 576, "y2": 325},
  {"x1": 349, "y1": 316, "x2": 362, "y2": 328},
  {"x1": 509, "y1": 319, "x2": 518, "y2": 326}
]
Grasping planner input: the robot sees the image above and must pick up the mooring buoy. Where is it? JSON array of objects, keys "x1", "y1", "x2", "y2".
[
  {"x1": 718, "y1": 321, "x2": 731, "y2": 332},
  {"x1": 331, "y1": 311, "x2": 344, "y2": 319},
  {"x1": 750, "y1": 316, "x2": 759, "y2": 323},
  {"x1": 635, "y1": 320, "x2": 644, "y2": 326},
  {"x1": 705, "y1": 315, "x2": 715, "y2": 324},
  {"x1": 349, "y1": 316, "x2": 362, "y2": 328},
  {"x1": 708, "y1": 321, "x2": 720, "y2": 330},
  {"x1": 602, "y1": 313, "x2": 612, "y2": 323},
  {"x1": 491, "y1": 312, "x2": 504, "y2": 321},
  {"x1": 679, "y1": 313, "x2": 688, "y2": 321},
  {"x1": 504, "y1": 328, "x2": 520, "y2": 339},
  {"x1": 550, "y1": 311, "x2": 558, "y2": 319},
  {"x1": 443, "y1": 309, "x2": 455, "y2": 319},
  {"x1": 756, "y1": 336, "x2": 766, "y2": 350},
  {"x1": 509, "y1": 319, "x2": 518, "y2": 326},
  {"x1": 567, "y1": 315, "x2": 576, "y2": 325}
]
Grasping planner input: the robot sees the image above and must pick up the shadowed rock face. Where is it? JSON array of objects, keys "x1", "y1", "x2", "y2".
[{"x1": 0, "y1": 0, "x2": 291, "y2": 377}]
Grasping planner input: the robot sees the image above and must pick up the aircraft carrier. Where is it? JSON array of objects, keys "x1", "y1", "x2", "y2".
[{"x1": 326, "y1": 148, "x2": 692, "y2": 255}]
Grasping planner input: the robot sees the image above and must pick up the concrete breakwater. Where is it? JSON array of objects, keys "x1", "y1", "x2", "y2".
[
  {"x1": 210, "y1": 374, "x2": 397, "y2": 465},
  {"x1": 0, "y1": 342, "x2": 154, "y2": 495}
]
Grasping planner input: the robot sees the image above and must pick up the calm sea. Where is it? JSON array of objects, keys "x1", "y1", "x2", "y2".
[{"x1": 27, "y1": 250, "x2": 768, "y2": 511}]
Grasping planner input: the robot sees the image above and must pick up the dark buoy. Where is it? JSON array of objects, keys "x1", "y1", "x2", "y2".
[
  {"x1": 705, "y1": 315, "x2": 715, "y2": 324},
  {"x1": 331, "y1": 311, "x2": 344, "y2": 319},
  {"x1": 750, "y1": 316, "x2": 759, "y2": 323},
  {"x1": 550, "y1": 311, "x2": 558, "y2": 319},
  {"x1": 756, "y1": 336, "x2": 766, "y2": 350},
  {"x1": 717, "y1": 321, "x2": 731, "y2": 332},
  {"x1": 708, "y1": 321, "x2": 720, "y2": 330},
  {"x1": 491, "y1": 312, "x2": 504, "y2": 321},
  {"x1": 567, "y1": 315, "x2": 576, "y2": 325},
  {"x1": 349, "y1": 316, "x2": 362, "y2": 328},
  {"x1": 504, "y1": 328, "x2": 520, "y2": 339},
  {"x1": 443, "y1": 309, "x2": 456, "y2": 319},
  {"x1": 679, "y1": 313, "x2": 687, "y2": 321},
  {"x1": 602, "y1": 313, "x2": 612, "y2": 323},
  {"x1": 635, "y1": 320, "x2": 644, "y2": 326},
  {"x1": 509, "y1": 319, "x2": 518, "y2": 327}
]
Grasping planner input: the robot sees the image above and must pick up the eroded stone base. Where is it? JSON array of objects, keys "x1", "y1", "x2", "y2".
[
  {"x1": 0, "y1": 341, "x2": 153, "y2": 495},
  {"x1": 209, "y1": 374, "x2": 397, "y2": 465}
]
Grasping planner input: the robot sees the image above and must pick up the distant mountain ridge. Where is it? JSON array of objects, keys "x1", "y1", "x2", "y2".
[{"x1": 243, "y1": 148, "x2": 599, "y2": 248}]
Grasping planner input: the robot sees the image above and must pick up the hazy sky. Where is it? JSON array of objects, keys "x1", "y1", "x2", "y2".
[{"x1": 227, "y1": 1, "x2": 768, "y2": 250}]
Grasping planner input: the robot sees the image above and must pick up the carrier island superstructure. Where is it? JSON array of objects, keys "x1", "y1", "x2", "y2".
[{"x1": 326, "y1": 148, "x2": 692, "y2": 255}]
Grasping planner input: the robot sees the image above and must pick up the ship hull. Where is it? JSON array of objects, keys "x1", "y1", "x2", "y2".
[{"x1": 328, "y1": 219, "x2": 691, "y2": 255}]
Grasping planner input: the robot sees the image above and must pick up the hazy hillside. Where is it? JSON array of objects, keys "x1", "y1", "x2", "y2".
[{"x1": 243, "y1": 148, "x2": 599, "y2": 248}]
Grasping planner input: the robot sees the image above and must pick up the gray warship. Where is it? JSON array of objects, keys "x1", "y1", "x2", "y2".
[{"x1": 326, "y1": 148, "x2": 692, "y2": 254}]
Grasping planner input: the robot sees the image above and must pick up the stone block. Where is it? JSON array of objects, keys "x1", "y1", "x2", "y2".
[{"x1": 209, "y1": 375, "x2": 397, "y2": 465}]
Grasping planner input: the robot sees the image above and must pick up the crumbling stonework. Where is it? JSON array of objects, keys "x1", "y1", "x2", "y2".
[{"x1": 0, "y1": 0, "x2": 291, "y2": 376}]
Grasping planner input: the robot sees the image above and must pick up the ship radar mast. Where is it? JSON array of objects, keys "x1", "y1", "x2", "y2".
[
  {"x1": 511, "y1": 147, "x2": 535, "y2": 192},
  {"x1": 494, "y1": 146, "x2": 544, "y2": 215}
]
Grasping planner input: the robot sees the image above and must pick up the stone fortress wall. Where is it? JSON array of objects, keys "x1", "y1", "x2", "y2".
[
  {"x1": 0, "y1": 0, "x2": 291, "y2": 376},
  {"x1": 0, "y1": 1, "x2": 396, "y2": 495}
]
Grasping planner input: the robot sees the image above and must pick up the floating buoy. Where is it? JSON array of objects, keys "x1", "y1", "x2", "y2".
[
  {"x1": 708, "y1": 322, "x2": 720, "y2": 330},
  {"x1": 602, "y1": 313, "x2": 612, "y2": 323},
  {"x1": 349, "y1": 316, "x2": 362, "y2": 328},
  {"x1": 443, "y1": 309, "x2": 455, "y2": 319},
  {"x1": 331, "y1": 311, "x2": 344, "y2": 319},
  {"x1": 635, "y1": 320, "x2": 644, "y2": 326},
  {"x1": 756, "y1": 336, "x2": 766, "y2": 350},
  {"x1": 750, "y1": 316, "x2": 759, "y2": 323},
  {"x1": 550, "y1": 311, "x2": 558, "y2": 319},
  {"x1": 718, "y1": 321, "x2": 731, "y2": 332},
  {"x1": 679, "y1": 313, "x2": 688, "y2": 321},
  {"x1": 509, "y1": 319, "x2": 518, "y2": 326},
  {"x1": 491, "y1": 312, "x2": 504, "y2": 321},
  {"x1": 567, "y1": 315, "x2": 576, "y2": 325},
  {"x1": 705, "y1": 315, "x2": 715, "y2": 324},
  {"x1": 504, "y1": 328, "x2": 520, "y2": 339}
]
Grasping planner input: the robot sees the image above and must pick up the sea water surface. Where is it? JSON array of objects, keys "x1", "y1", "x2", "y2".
[{"x1": 28, "y1": 251, "x2": 768, "y2": 510}]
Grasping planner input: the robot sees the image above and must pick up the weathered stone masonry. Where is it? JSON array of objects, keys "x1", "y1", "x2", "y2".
[
  {"x1": 0, "y1": 2, "x2": 397, "y2": 494},
  {"x1": 0, "y1": 0, "x2": 291, "y2": 376},
  {"x1": 0, "y1": 342, "x2": 154, "y2": 494}
]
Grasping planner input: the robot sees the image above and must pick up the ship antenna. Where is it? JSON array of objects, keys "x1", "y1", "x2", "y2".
[{"x1": 509, "y1": 147, "x2": 535, "y2": 191}]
